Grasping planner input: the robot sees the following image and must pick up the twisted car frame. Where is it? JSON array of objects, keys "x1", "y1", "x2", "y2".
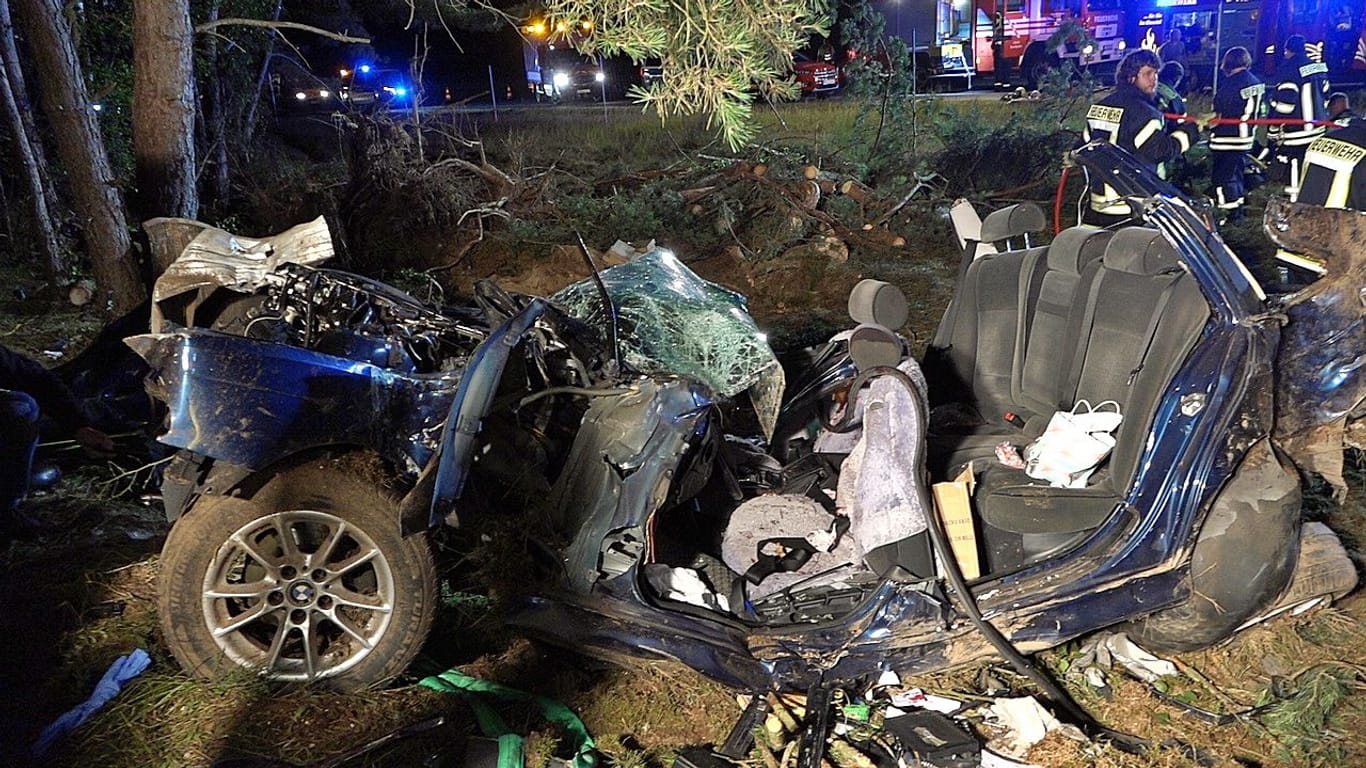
[{"x1": 129, "y1": 143, "x2": 1363, "y2": 694}]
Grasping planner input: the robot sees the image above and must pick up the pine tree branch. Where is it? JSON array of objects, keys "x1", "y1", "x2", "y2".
[{"x1": 194, "y1": 18, "x2": 369, "y2": 44}]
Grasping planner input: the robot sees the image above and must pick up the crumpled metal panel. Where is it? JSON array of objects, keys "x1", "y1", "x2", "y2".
[
  {"x1": 549, "y1": 378, "x2": 712, "y2": 592},
  {"x1": 1265, "y1": 199, "x2": 1366, "y2": 495},
  {"x1": 126, "y1": 329, "x2": 459, "y2": 474},
  {"x1": 552, "y1": 248, "x2": 785, "y2": 438},
  {"x1": 151, "y1": 216, "x2": 334, "y2": 332}
]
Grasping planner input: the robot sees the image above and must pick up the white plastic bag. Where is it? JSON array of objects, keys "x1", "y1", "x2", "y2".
[{"x1": 1023, "y1": 400, "x2": 1123, "y2": 488}]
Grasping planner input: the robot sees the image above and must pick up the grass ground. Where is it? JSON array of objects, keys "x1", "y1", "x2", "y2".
[{"x1": 2, "y1": 92, "x2": 1365, "y2": 768}]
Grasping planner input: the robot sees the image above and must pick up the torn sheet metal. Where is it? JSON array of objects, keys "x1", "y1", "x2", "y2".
[
  {"x1": 1265, "y1": 199, "x2": 1366, "y2": 495},
  {"x1": 552, "y1": 247, "x2": 785, "y2": 437},
  {"x1": 151, "y1": 216, "x2": 335, "y2": 332},
  {"x1": 126, "y1": 330, "x2": 460, "y2": 473}
]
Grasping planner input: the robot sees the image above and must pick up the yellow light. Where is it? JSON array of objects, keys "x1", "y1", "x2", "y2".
[
  {"x1": 581, "y1": 20, "x2": 594, "y2": 31},
  {"x1": 555, "y1": 21, "x2": 568, "y2": 32},
  {"x1": 339, "y1": 68, "x2": 350, "y2": 77}
]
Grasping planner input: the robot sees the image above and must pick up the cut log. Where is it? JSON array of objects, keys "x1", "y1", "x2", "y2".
[
  {"x1": 839, "y1": 179, "x2": 875, "y2": 204},
  {"x1": 68, "y1": 279, "x2": 96, "y2": 306},
  {"x1": 680, "y1": 185, "x2": 718, "y2": 205}
]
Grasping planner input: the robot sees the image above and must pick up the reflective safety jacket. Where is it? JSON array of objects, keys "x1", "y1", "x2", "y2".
[
  {"x1": 1083, "y1": 83, "x2": 1197, "y2": 214},
  {"x1": 1211, "y1": 69, "x2": 1265, "y2": 153},
  {"x1": 1299, "y1": 121, "x2": 1366, "y2": 210},
  {"x1": 1269, "y1": 54, "x2": 1331, "y2": 147},
  {"x1": 1155, "y1": 82, "x2": 1187, "y2": 133}
]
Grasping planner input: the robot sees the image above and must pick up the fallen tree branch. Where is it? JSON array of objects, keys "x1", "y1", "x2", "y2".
[
  {"x1": 424, "y1": 156, "x2": 517, "y2": 197},
  {"x1": 194, "y1": 18, "x2": 369, "y2": 44}
]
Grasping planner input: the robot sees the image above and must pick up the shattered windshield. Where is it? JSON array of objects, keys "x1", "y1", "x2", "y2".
[{"x1": 553, "y1": 248, "x2": 785, "y2": 438}]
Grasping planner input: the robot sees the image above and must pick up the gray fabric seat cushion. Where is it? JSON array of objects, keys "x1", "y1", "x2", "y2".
[
  {"x1": 1012, "y1": 226, "x2": 1112, "y2": 415},
  {"x1": 726, "y1": 359, "x2": 932, "y2": 598},
  {"x1": 980, "y1": 227, "x2": 1210, "y2": 536},
  {"x1": 720, "y1": 494, "x2": 863, "y2": 599}
]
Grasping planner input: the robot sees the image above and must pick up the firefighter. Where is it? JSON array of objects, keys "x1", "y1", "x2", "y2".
[
  {"x1": 1082, "y1": 49, "x2": 1198, "y2": 226},
  {"x1": 1328, "y1": 91, "x2": 1361, "y2": 126},
  {"x1": 1156, "y1": 61, "x2": 1187, "y2": 127},
  {"x1": 992, "y1": 10, "x2": 1012, "y2": 89},
  {"x1": 1209, "y1": 47, "x2": 1265, "y2": 222},
  {"x1": 1276, "y1": 118, "x2": 1366, "y2": 281},
  {"x1": 1299, "y1": 121, "x2": 1366, "y2": 209},
  {"x1": 1, "y1": 344, "x2": 114, "y2": 538},
  {"x1": 1268, "y1": 34, "x2": 1332, "y2": 199}
]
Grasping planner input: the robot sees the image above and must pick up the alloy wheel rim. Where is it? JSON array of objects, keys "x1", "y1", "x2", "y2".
[{"x1": 201, "y1": 509, "x2": 396, "y2": 682}]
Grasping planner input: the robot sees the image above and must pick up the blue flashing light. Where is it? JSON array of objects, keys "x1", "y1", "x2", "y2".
[
  {"x1": 393, "y1": 85, "x2": 408, "y2": 97},
  {"x1": 358, "y1": 63, "x2": 372, "y2": 74}
]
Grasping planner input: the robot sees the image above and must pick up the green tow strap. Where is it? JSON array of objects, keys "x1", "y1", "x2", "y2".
[{"x1": 420, "y1": 668, "x2": 598, "y2": 768}]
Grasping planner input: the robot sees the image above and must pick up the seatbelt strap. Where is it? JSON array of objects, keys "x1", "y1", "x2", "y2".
[
  {"x1": 1010, "y1": 247, "x2": 1048, "y2": 397},
  {"x1": 744, "y1": 538, "x2": 817, "y2": 585},
  {"x1": 1127, "y1": 270, "x2": 1184, "y2": 386},
  {"x1": 1062, "y1": 267, "x2": 1107, "y2": 407}
]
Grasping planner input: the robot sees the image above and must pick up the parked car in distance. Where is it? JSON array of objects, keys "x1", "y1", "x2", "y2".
[
  {"x1": 290, "y1": 86, "x2": 336, "y2": 109},
  {"x1": 340, "y1": 66, "x2": 413, "y2": 110},
  {"x1": 792, "y1": 51, "x2": 841, "y2": 96},
  {"x1": 637, "y1": 59, "x2": 664, "y2": 88}
]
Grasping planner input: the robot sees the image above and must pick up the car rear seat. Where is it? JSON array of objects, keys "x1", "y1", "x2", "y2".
[
  {"x1": 974, "y1": 227, "x2": 1211, "y2": 552},
  {"x1": 924, "y1": 204, "x2": 1050, "y2": 418},
  {"x1": 1010, "y1": 227, "x2": 1114, "y2": 417},
  {"x1": 925, "y1": 225, "x2": 1112, "y2": 474}
]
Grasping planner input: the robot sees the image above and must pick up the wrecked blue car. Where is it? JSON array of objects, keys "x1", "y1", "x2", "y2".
[{"x1": 128, "y1": 143, "x2": 1361, "y2": 693}]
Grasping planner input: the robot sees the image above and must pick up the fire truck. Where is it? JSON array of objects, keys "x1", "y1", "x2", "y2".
[
  {"x1": 1124, "y1": 0, "x2": 1366, "y2": 91},
  {"x1": 983, "y1": 0, "x2": 1126, "y2": 86},
  {"x1": 887, "y1": 0, "x2": 1126, "y2": 89}
]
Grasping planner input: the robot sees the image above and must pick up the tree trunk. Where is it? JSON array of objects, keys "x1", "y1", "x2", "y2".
[
  {"x1": 12, "y1": 0, "x2": 143, "y2": 315},
  {"x1": 0, "y1": 0, "x2": 59, "y2": 216},
  {"x1": 133, "y1": 0, "x2": 197, "y2": 222},
  {"x1": 0, "y1": 1, "x2": 61, "y2": 285}
]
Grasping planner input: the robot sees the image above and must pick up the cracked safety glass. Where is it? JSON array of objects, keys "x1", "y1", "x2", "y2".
[{"x1": 553, "y1": 248, "x2": 785, "y2": 438}]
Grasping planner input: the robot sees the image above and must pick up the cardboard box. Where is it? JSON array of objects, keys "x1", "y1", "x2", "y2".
[{"x1": 932, "y1": 465, "x2": 980, "y2": 580}]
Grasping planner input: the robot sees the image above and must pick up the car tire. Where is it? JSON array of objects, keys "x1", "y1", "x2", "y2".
[
  {"x1": 1020, "y1": 43, "x2": 1057, "y2": 91},
  {"x1": 1124, "y1": 439, "x2": 1301, "y2": 651},
  {"x1": 157, "y1": 463, "x2": 436, "y2": 691}
]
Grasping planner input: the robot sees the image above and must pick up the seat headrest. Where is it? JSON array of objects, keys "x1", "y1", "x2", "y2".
[
  {"x1": 1102, "y1": 227, "x2": 1179, "y2": 275},
  {"x1": 1045, "y1": 226, "x2": 1113, "y2": 275},
  {"x1": 980, "y1": 203, "x2": 1047, "y2": 243},
  {"x1": 848, "y1": 279, "x2": 908, "y2": 329},
  {"x1": 848, "y1": 323, "x2": 904, "y2": 371}
]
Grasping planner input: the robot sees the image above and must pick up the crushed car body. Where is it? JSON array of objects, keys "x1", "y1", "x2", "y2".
[{"x1": 127, "y1": 142, "x2": 1359, "y2": 694}]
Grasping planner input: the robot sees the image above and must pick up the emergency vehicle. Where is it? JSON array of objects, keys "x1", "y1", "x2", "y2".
[
  {"x1": 883, "y1": 0, "x2": 1126, "y2": 88},
  {"x1": 1125, "y1": 0, "x2": 1366, "y2": 91},
  {"x1": 521, "y1": 17, "x2": 615, "y2": 101}
]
